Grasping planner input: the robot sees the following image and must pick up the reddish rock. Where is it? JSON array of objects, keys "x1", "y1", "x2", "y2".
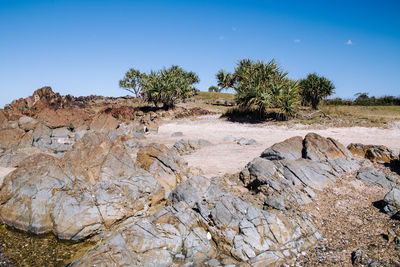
[
  {"x1": 89, "y1": 113, "x2": 119, "y2": 131},
  {"x1": 0, "y1": 128, "x2": 26, "y2": 150},
  {"x1": 347, "y1": 143, "x2": 396, "y2": 163},
  {"x1": 35, "y1": 107, "x2": 90, "y2": 129},
  {"x1": 304, "y1": 133, "x2": 351, "y2": 161}
]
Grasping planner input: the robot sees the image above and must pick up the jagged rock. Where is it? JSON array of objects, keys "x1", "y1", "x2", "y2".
[
  {"x1": 348, "y1": 143, "x2": 396, "y2": 163},
  {"x1": 261, "y1": 136, "x2": 303, "y2": 160},
  {"x1": 383, "y1": 187, "x2": 400, "y2": 219},
  {"x1": 0, "y1": 132, "x2": 164, "y2": 240},
  {"x1": 137, "y1": 143, "x2": 189, "y2": 193},
  {"x1": 173, "y1": 139, "x2": 212, "y2": 155},
  {"x1": 237, "y1": 137, "x2": 257, "y2": 146},
  {"x1": 89, "y1": 113, "x2": 119, "y2": 132},
  {"x1": 0, "y1": 147, "x2": 43, "y2": 167},
  {"x1": 18, "y1": 116, "x2": 37, "y2": 131},
  {"x1": 356, "y1": 167, "x2": 394, "y2": 189},
  {"x1": 71, "y1": 176, "x2": 321, "y2": 266},
  {"x1": 35, "y1": 107, "x2": 91, "y2": 129},
  {"x1": 304, "y1": 133, "x2": 352, "y2": 161},
  {"x1": 51, "y1": 127, "x2": 71, "y2": 138},
  {"x1": 0, "y1": 128, "x2": 29, "y2": 150}
]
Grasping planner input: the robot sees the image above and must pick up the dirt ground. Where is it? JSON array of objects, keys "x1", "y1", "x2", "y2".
[{"x1": 147, "y1": 115, "x2": 400, "y2": 177}]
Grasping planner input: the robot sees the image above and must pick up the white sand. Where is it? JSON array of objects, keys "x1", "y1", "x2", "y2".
[{"x1": 147, "y1": 116, "x2": 400, "y2": 177}]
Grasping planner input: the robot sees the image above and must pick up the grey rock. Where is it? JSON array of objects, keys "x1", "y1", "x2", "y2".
[
  {"x1": 0, "y1": 147, "x2": 43, "y2": 167},
  {"x1": 74, "y1": 130, "x2": 87, "y2": 141},
  {"x1": 18, "y1": 116, "x2": 37, "y2": 131},
  {"x1": 383, "y1": 187, "x2": 400, "y2": 219},
  {"x1": 357, "y1": 167, "x2": 394, "y2": 189},
  {"x1": 237, "y1": 137, "x2": 256, "y2": 146},
  {"x1": 171, "y1": 131, "x2": 184, "y2": 137},
  {"x1": 0, "y1": 132, "x2": 164, "y2": 241},
  {"x1": 303, "y1": 133, "x2": 351, "y2": 161},
  {"x1": 72, "y1": 176, "x2": 320, "y2": 266},
  {"x1": 51, "y1": 127, "x2": 71, "y2": 138},
  {"x1": 173, "y1": 139, "x2": 212, "y2": 155},
  {"x1": 223, "y1": 135, "x2": 236, "y2": 142},
  {"x1": 261, "y1": 136, "x2": 303, "y2": 160}
]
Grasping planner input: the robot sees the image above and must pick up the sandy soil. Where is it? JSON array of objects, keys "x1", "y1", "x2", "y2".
[{"x1": 147, "y1": 115, "x2": 400, "y2": 177}]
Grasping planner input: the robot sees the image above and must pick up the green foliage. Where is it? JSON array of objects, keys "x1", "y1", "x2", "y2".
[
  {"x1": 299, "y1": 73, "x2": 335, "y2": 110},
  {"x1": 119, "y1": 68, "x2": 145, "y2": 98},
  {"x1": 142, "y1": 65, "x2": 199, "y2": 109},
  {"x1": 208, "y1": 85, "x2": 221, "y2": 92},
  {"x1": 217, "y1": 58, "x2": 299, "y2": 120},
  {"x1": 324, "y1": 94, "x2": 400, "y2": 106},
  {"x1": 216, "y1": 69, "x2": 234, "y2": 90}
]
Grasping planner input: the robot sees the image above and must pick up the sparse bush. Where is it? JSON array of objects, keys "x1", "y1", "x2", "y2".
[{"x1": 299, "y1": 73, "x2": 335, "y2": 110}]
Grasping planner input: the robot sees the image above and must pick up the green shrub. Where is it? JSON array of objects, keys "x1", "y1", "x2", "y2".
[
  {"x1": 299, "y1": 73, "x2": 335, "y2": 110},
  {"x1": 142, "y1": 65, "x2": 199, "y2": 110}
]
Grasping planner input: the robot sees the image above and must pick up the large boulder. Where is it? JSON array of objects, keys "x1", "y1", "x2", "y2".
[
  {"x1": 303, "y1": 133, "x2": 352, "y2": 161},
  {"x1": 89, "y1": 113, "x2": 120, "y2": 132},
  {"x1": 72, "y1": 176, "x2": 321, "y2": 266},
  {"x1": 0, "y1": 128, "x2": 30, "y2": 150},
  {"x1": 261, "y1": 136, "x2": 303, "y2": 160},
  {"x1": 0, "y1": 132, "x2": 164, "y2": 240}
]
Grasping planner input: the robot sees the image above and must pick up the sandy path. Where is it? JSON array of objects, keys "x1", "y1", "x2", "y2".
[{"x1": 147, "y1": 116, "x2": 400, "y2": 177}]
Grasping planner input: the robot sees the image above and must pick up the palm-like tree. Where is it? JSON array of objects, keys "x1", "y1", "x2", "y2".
[{"x1": 299, "y1": 73, "x2": 335, "y2": 109}]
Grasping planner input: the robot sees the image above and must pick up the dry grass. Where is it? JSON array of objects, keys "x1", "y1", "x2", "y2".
[{"x1": 193, "y1": 91, "x2": 235, "y2": 101}]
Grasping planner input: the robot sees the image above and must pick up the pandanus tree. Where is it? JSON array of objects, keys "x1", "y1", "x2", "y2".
[
  {"x1": 299, "y1": 73, "x2": 335, "y2": 110},
  {"x1": 142, "y1": 65, "x2": 199, "y2": 110},
  {"x1": 216, "y1": 58, "x2": 299, "y2": 120}
]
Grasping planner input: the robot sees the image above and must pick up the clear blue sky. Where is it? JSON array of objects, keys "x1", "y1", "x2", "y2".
[{"x1": 1, "y1": 0, "x2": 399, "y2": 107}]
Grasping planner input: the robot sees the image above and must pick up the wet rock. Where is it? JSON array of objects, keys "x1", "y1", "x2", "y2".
[
  {"x1": 0, "y1": 132, "x2": 164, "y2": 241},
  {"x1": 348, "y1": 143, "x2": 397, "y2": 163},
  {"x1": 383, "y1": 187, "x2": 400, "y2": 219},
  {"x1": 356, "y1": 167, "x2": 394, "y2": 189},
  {"x1": 18, "y1": 116, "x2": 37, "y2": 131},
  {"x1": 261, "y1": 136, "x2": 303, "y2": 160},
  {"x1": 237, "y1": 137, "x2": 256, "y2": 146}
]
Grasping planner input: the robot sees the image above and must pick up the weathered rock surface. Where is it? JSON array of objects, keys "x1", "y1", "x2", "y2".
[
  {"x1": 35, "y1": 107, "x2": 90, "y2": 129},
  {"x1": 303, "y1": 133, "x2": 352, "y2": 161},
  {"x1": 72, "y1": 176, "x2": 321, "y2": 266},
  {"x1": 89, "y1": 113, "x2": 119, "y2": 132},
  {"x1": 356, "y1": 167, "x2": 395, "y2": 189},
  {"x1": 137, "y1": 143, "x2": 189, "y2": 193},
  {"x1": 0, "y1": 132, "x2": 164, "y2": 240},
  {"x1": 261, "y1": 136, "x2": 303, "y2": 160},
  {"x1": 173, "y1": 138, "x2": 212, "y2": 155},
  {"x1": 18, "y1": 116, "x2": 38, "y2": 131},
  {"x1": 383, "y1": 187, "x2": 400, "y2": 219},
  {"x1": 348, "y1": 143, "x2": 397, "y2": 163}
]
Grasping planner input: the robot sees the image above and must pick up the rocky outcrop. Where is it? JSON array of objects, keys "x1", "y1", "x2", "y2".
[
  {"x1": 35, "y1": 107, "x2": 91, "y2": 129},
  {"x1": 72, "y1": 176, "x2": 321, "y2": 266},
  {"x1": 0, "y1": 132, "x2": 164, "y2": 240},
  {"x1": 137, "y1": 143, "x2": 189, "y2": 193},
  {"x1": 348, "y1": 143, "x2": 397, "y2": 163},
  {"x1": 241, "y1": 133, "x2": 362, "y2": 210}
]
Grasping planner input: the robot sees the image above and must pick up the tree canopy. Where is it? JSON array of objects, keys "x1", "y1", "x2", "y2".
[{"x1": 299, "y1": 73, "x2": 335, "y2": 110}]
